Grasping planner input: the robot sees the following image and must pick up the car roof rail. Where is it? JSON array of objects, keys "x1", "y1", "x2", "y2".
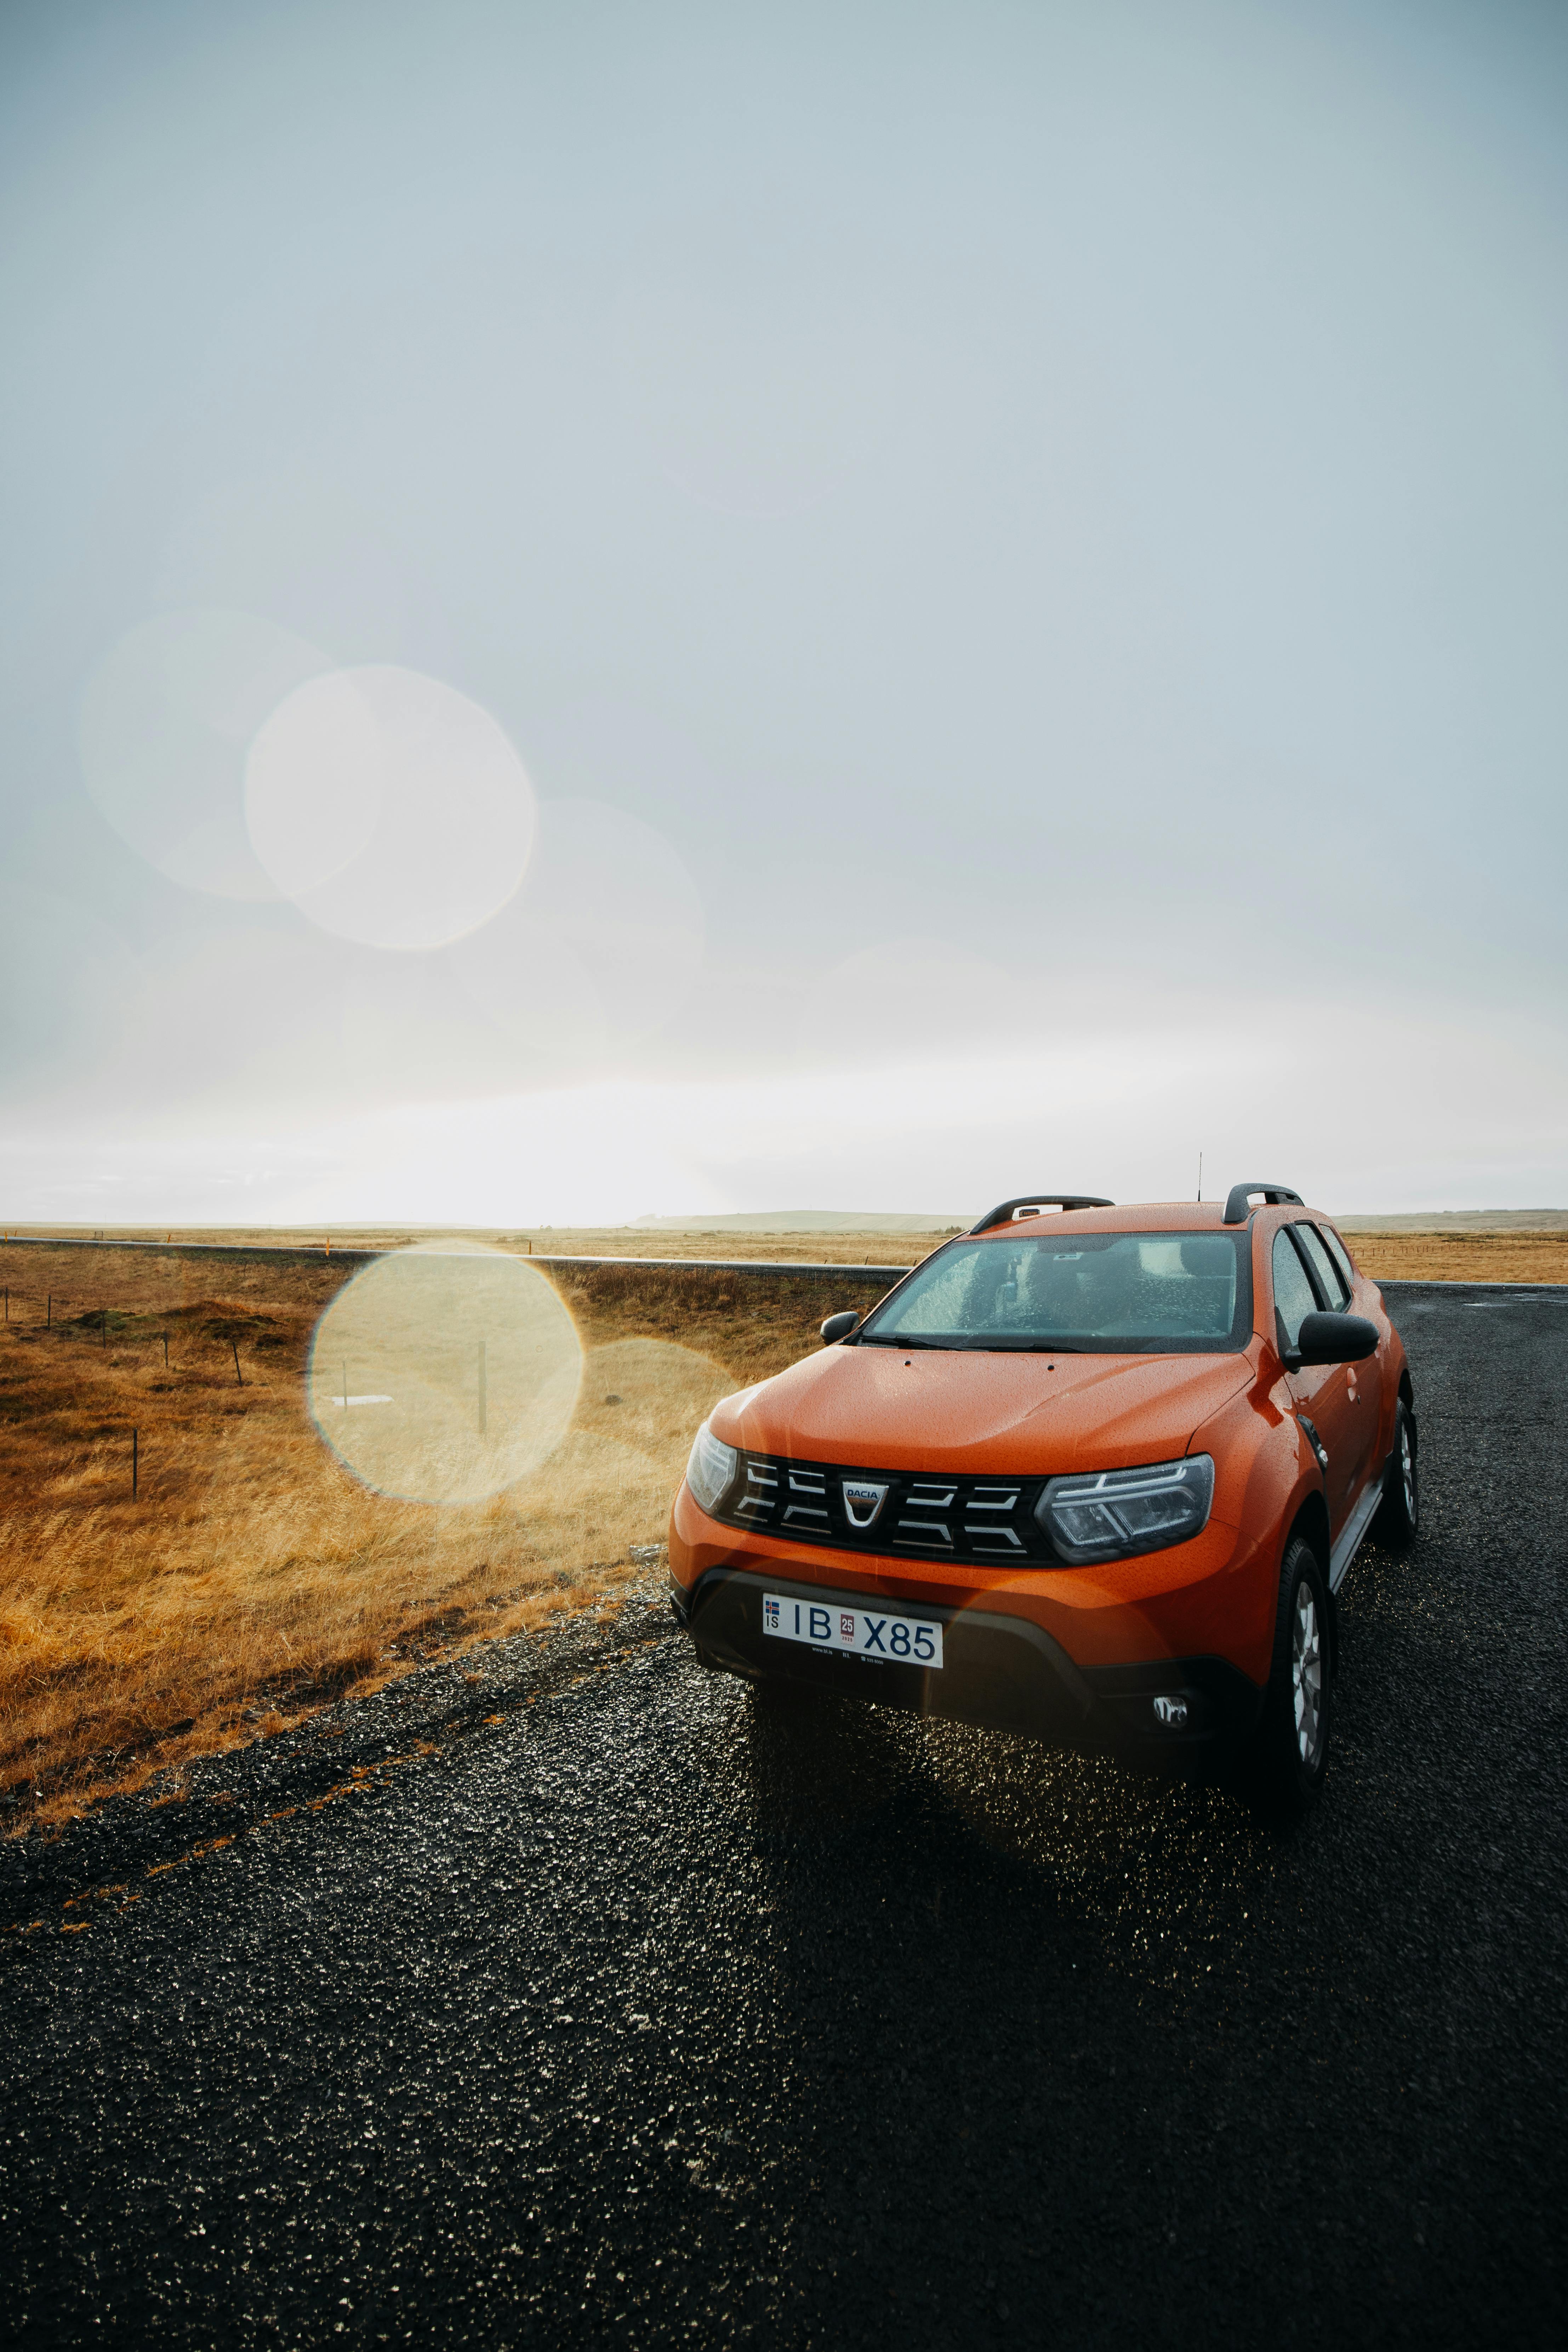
[
  {"x1": 1221, "y1": 1181, "x2": 1304, "y2": 1226},
  {"x1": 969, "y1": 1194, "x2": 1115, "y2": 1234}
]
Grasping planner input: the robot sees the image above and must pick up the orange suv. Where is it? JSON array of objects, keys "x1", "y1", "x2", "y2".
[{"x1": 668, "y1": 1185, "x2": 1418, "y2": 1814}]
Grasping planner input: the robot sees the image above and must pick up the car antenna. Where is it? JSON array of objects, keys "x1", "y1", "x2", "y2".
[{"x1": 1197, "y1": 1151, "x2": 1203, "y2": 1204}]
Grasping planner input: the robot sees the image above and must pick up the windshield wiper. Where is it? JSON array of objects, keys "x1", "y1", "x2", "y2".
[
  {"x1": 856, "y1": 1332, "x2": 954, "y2": 1349},
  {"x1": 975, "y1": 1338, "x2": 1086, "y2": 1352},
  {"x1": 859, "y1": 1333, "x2": 1087, "y2": 1352}
]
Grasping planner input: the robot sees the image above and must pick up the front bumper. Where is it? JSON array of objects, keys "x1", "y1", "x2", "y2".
[{"x1": 672, "y1": 1565, "x2": 1261, "y2": 1759}]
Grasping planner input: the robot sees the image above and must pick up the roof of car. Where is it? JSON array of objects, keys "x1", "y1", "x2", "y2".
[{"x1": 969, "y1": 1200, "x2": 1318, "y2": 1238}]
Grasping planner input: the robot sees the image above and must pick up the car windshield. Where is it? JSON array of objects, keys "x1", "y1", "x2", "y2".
[{"x1": 857, "y1": 1230, "x2": 1251, "y2": 1354}]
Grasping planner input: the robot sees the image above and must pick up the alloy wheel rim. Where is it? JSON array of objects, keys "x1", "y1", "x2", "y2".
[
  {"x1": 1292, "y1": 1583, "x2": 1323, "y2": 1768},
  {"x1": 1400, "y1": 1425, "x2": 1416, "y2": 1520}
]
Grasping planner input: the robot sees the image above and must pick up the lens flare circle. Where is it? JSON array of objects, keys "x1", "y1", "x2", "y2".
[
  {"x1": 580, "y1": 1335, "x2": 737, "y2": 1461},
  {"x1": 79, "y1": 609, "x2": 334, "y2": 900},
  {"x1": 246, "y1": 666, "x2": 537, "y2": 951},
  {"x1": 309, "y1": 1242, "x2": 581, "y2": 1503}
]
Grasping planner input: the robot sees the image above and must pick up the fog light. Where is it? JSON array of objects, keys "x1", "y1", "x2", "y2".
[{"x1": 1152, "y1": 1695, "x2": 1189, "y2": 1728}]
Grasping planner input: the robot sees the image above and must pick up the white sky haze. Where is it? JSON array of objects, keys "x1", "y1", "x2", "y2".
[{"x1": 2, "y1": 0, "x2": 1565, "y2": 1222}]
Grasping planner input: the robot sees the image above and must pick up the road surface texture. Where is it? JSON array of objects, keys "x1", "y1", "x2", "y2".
[{"x1": 4, "y1": 1284, "x2": 1564, "y2": 2348}]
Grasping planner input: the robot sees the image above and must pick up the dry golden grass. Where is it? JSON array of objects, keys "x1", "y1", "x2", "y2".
[
  {"x1": 13, "y1": 1221, "x2": 1564, "y2": 1278},
  {"x1": 1337, "y1": 1230, "x2": 1568, "y2": 1284},
  {"x1": 505, "y1": 1228, "x2": 957, "y2": 1264},
  {"x1": 0, "y1": 1244, "x2": 897, "y2": 1825},
  {"x1": 0, "y1": 1223, "x2": 951, "y2": 1265}
]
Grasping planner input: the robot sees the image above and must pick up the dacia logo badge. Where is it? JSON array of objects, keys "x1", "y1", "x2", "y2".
[{"x1": 842, "y1": 1479, "x2": 889, "y2": 1530}]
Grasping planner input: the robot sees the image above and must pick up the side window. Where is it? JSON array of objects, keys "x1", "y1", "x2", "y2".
[
  {"x1": 1319, "y1": 1225, "x2": 1357, "y2": 1295},
  {"x1": 1297, "y1": 1224, "x2": 1350, "y2": 1311},
  {"x1": 1271, "y1": 1227, "x2": 1320, "y2": 1353}
]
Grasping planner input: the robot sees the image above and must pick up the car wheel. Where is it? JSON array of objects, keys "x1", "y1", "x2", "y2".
[
  {"x1": 1242, "y1": 1536, "x2": 1332, "y2": 1821},
  {"x1": 1376, "y1": 1397, "x2": 1419, "y2": 1550}
]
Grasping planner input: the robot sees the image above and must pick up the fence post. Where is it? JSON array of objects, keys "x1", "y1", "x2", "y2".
[{"x1": 232, "y1": 1341, "x2": 243, "y2": 1387}]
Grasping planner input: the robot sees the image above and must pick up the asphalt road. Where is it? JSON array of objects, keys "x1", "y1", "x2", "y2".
[{"x1": 4, "y1": 1283, "x2": 1564, "y2": 2348}]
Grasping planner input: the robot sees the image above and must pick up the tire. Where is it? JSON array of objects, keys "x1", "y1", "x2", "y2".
[
  {"x1": 1241, "y1": 1536, "x2": 1332, "y2": 1821},
  {"x1": 1376, "y1": 1397, "x2": 1419, "y2": 1550}
]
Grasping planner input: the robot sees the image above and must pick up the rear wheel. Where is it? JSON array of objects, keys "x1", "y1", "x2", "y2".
[
  {"x1": 1376, "y1": 1397, "x2": 1419, "y2": 1549},
  {"x1": 1241, "y1": 1536, "x2": 1332, "y2": 1821}
]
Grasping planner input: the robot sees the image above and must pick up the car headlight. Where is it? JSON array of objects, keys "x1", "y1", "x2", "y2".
[
  {"x1": 1036, "y1": 1455, "x2": 1215, "y2": 1565},
  {"x1": 685, "y1": 1421, "x2": 739, "y2": 1517}
]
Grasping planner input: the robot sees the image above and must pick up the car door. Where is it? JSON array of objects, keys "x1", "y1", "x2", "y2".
[
  {"x1": 1296, "y1": 1220, "x2": 1383, "y2": 1509},
  {"x1": 1270, "y1": 1223, "x2": 1359, "y2": 1538}
]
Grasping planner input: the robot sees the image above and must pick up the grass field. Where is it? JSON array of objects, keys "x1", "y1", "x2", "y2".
[
  {"x1": 0, "y1": 1224, "x2": 941, "y2": 1265},
  {"x1": 1333, "y1": 1229, "x2": 1568, "y2": 1283},
  {"x1": 0, "y1": 1241, "x2": 906, "y2": 1829},
  {"x1": 2, "y1": 1222, "x2": 1561, "y2": 1829},
  {"x1": 8, "y1": 1219, "x2": 1565, "y2": 1278}
]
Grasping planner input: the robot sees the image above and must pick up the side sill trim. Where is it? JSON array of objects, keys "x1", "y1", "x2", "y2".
[{"x1": 1328, "y1": 1468, "x2": 1384, "y2": 1593}]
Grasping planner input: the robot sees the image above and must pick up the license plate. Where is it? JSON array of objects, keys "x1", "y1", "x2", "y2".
[{"x1": 762, "y1": 1592, "x2": 943, "y2": 1668}]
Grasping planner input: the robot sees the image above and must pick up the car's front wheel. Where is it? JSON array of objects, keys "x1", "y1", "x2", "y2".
[
  {"x1": 1376, "y1": 1396, "x2": 1419, "y2": 1550},
  {"x1": 1241, "y1": 1535, "x2": 1332, "y2": 1821}
]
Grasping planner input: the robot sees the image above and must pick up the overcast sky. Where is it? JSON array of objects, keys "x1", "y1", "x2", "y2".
[{"x1": 2, "y1": 0, "x2": 1564, "y2": 1225}]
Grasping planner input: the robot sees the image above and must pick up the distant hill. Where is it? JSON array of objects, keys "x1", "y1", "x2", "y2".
[
  {"x1": 631, "y1": 1206, "x2": 1568, "y2": 1236},
  {"x1": 1333, "y1": 1209, "x2": 1568, "y2": 1232},
  {"x1": 631, "y1": 1210, "x2": 970, "y2": 1234}
]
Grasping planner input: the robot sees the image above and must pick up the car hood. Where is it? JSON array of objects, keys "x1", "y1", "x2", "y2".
[{"x1": 711, "y1": 1343, "x2": 1256, "y2": 1474}]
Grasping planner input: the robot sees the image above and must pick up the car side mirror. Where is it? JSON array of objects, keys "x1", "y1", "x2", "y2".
[
  {"x1": 820, "y1": 1311, "x2": 860, "y2": 1345},
  {"x1": 1291, "y1": 1311, "x2": 1378, "y2": 1368}
]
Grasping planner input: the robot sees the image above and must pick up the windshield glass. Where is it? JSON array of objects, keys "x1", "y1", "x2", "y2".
[{"x1": 859, "y1": 1231, "x2": 1251, "y2": 1354}]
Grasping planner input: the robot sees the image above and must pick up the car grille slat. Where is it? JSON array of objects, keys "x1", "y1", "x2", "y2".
[
  {"x1": 734, "y1": 1462, "x2": 778, "y2": 1523},
  {"x1": 714, "y1": 1450, "x2": 1060, "y2": 1565}
]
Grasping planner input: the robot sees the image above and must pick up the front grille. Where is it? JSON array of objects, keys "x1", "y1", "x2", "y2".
[{"x1": 718, "y1": 1450, "x2": 1062, "y2": 1567}]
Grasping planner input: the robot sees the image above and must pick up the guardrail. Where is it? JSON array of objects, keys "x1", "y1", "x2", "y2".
[
  {"x1": 535, "y1": 1255, "x2": 911, "y2": 1280},
  {"x1": 0, "y1": 1234, "x2": 912, "y2": 1282}
]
